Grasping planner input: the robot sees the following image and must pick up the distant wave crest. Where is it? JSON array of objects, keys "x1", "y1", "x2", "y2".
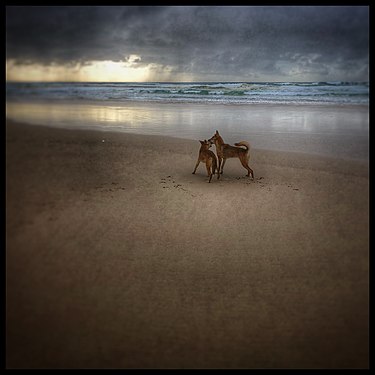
[{"x1": 6, "y1": 81, "x2": 369, "y2": 105}]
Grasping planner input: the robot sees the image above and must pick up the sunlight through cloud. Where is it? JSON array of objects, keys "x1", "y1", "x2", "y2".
[{"x1": 6, "y1": 58, "x2": 152, "y2": 82}]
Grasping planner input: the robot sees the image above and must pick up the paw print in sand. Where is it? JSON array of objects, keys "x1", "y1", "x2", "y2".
[{"x1": 159, "y1": 175, "x2": 197, "y2": 197}]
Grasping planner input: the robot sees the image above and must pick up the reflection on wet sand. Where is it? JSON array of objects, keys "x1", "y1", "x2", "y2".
[{"x1": 6, "y1": 100, "x2": 369, "y2": 160}]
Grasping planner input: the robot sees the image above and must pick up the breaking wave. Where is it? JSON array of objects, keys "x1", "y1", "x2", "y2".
[{"x1": 6, "y1": 81, "x2": 369, "y2": 105}]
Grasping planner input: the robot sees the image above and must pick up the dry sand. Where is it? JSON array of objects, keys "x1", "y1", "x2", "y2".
[{"x1": 6, "y1": 119, "x2": 369, "y2": 369}]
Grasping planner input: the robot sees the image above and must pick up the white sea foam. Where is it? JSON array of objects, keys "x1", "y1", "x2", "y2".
[{"x1": 6, "y1": 81, "x2": 369, "y2": 105}]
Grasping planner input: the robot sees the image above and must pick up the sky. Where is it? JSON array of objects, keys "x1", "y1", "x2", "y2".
[{"x1": 5, "y1": 5, "x2": 369, "y2": 82}]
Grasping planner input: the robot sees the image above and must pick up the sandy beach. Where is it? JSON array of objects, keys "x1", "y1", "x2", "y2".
[{"x1": 6, "y1": 119, "x2": 369, "y2": 368}]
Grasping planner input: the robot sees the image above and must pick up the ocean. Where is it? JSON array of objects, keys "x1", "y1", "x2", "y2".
[{"x1": 6, "y1": 81, "x2": 369, "y2": 105}]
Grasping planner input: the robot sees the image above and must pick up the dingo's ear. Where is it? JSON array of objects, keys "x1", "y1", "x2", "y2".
[
  {"x1": 216, "y1": 130, "x2": 219, "y2": 134},
  {"x1": 199, "y1": 140, "x2": 204, "y2": 144}
]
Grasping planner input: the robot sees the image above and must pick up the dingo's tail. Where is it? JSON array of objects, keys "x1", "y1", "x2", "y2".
[
  {"x1": 235, "y1": 141, "x2": 251, "y2": 162},
  {"x1": 234, "y1": 141, "x2": 250, "y2": 150}
]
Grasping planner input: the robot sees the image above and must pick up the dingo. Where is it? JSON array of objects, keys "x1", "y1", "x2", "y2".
[
  {"x1": 192, "y1": 139, "x2": 219, "y2": 183},
  {"x1": 208, "y1": 130, "x2": 254, "y2": 178}
]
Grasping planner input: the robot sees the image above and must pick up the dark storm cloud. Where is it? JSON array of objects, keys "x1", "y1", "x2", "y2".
[{"x1": 6, "y1": 5, "x2": 369, "y2": 81}]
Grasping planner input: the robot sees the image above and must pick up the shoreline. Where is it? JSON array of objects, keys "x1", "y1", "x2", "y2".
[
  {"x1": 6, "y1": 119, "x2": 369, "y2": 368},
  {"x1": 6, "y1": 96, "x2": 370, "y2": 109},
  {"x1": 6, "y1": 99, "x2": 370, "y2": 162}
]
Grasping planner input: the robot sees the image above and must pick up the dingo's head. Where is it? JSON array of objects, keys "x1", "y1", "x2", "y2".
[
  {"x1": 199, "y1": 139, "x2": 212, "y2": 149},
  {"x1": 208, "y1": 130, "x2": 221, "y2": 145}
]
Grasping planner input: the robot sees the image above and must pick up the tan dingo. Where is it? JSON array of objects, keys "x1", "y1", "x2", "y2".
[
  {"x1": 208, "y1": 130, "x2": 254, "y2": 178},
  {"x1": 192, "y1": 139, "x2": 219, "y2": 183}
]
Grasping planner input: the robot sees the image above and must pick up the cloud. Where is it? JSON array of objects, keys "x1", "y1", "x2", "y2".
[{"x1": 5, "y1": 6, "x2": 369, "y2": 81}]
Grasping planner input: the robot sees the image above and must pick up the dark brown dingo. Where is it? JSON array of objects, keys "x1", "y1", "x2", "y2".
[
  {"x1": 192, "y1": 139, "x2": 219, "y2": 183},
  {"x1": 208, "y1": 130, "x2": 254, "y2": 178}
]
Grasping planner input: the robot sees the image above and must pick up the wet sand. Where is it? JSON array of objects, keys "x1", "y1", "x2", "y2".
[
  {"x1": 6, "y1": 100, "x2": 369, "y2": 160},
  {"x1": 6, "y1": 119, "x2": 369, "y2": 369}
]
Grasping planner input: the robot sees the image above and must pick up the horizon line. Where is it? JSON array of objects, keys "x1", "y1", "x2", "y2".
[{"x1": 6, "y1": 80, "x2": 369, "y2": 84}]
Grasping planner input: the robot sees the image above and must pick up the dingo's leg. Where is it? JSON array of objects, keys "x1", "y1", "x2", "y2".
[
  {"x1": 206, "y1": 161, "x2": 213, "y2": 183},
  {"x1": 240, "y1": 157, "x2": 254, "y2": 178},
  {"x1": 205, "y1": 162, "x2": 211, "y2": 177},
  {"x1": 221, "y1": 158, "x2": 227, "y2": 174},
  {"x1": 192, "y1": 159, "x2": 200, "y2": 174},
  {"x1": 217, "y1": 157, "x2": 222, "y2": 175}
]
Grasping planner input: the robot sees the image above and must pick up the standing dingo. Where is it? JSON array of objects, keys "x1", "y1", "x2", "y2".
[
  {"x1": 192, "y1": 139, "x2": 219, "y2": 183},
  {"x1": 208, "y1": 130, "x2": 254, "y2": 178}
]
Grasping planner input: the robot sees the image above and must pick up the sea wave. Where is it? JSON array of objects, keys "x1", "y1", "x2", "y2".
[{"x1": 6, "y1": 81, "x2": 369, "y2": 105}]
